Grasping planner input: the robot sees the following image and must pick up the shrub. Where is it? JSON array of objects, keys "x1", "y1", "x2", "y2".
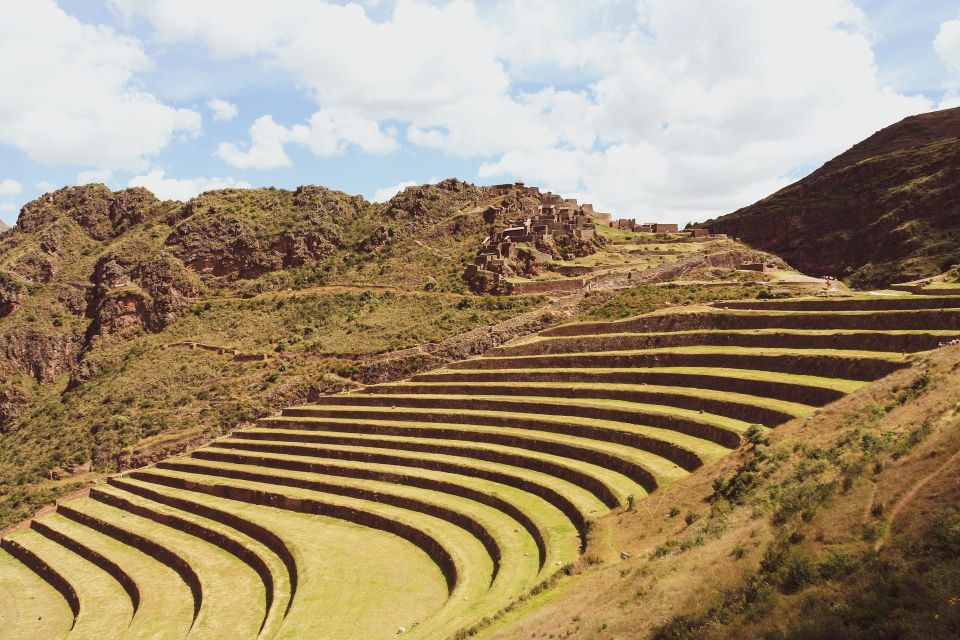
[{"x1": 744, "y1": 424, "x2": 769, "y2": 446}]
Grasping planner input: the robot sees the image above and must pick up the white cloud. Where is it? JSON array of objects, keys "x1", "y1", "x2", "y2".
[
  {"x1": 112, "y1": 0, "x2": 934, "y2": 222},
  {"x1": 371, "y1": 180, "x2": 418, "y2": 203},
  {"x1": 483, "y1": 0, "x2": 931, "y2": 221},
  {"x1": 35, "y1": 181, "x2": 59, "y2": 193},
  {"x1": 935, "y1": 18, "x2": 960, "y2": 74},
  {"x1": 216, "y1": 109, "x2": 397, "y2": 169},
  {"x1": 0, "y1": 202, "x2": 19, "y2": 213},
  {"x1": 207, "y1": 98, "x2": 239, "y2": 121},
  {"x1": 0, "y1": 179, "x2": 21, "y2": 196},
  {"x1": 0, "y1": 0, "x2": 200, "y2": 170},
  {"x1": 76, "y1": 169, "x2": 114, "y2": 185},
  {"x1": 127, "y1": 169, "x2": 251, "y2": 201}
]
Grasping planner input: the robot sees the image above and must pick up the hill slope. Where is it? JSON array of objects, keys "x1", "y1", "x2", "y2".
[
  {"x1": 702, "y1": 107, "x2": 960, "y2": 288},
  {"x1": 0, "y1": 180, "x2": 550, "y2": 528}
]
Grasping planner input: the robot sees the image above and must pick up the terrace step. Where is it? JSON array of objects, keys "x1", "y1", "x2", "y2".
[
  {"x1": 60, "y1": 496, "x2": 265, "y2": 639},
  {"x1": 260, "y1": 411, "x2": 727, "y2": 477},
  {"x1": 709, "y1": 296, "x2": 960, "y2": 311},
  {"x1": 0, "y1": 547, "x2": 74, "y2": 640},
  {"x1": 129, "y1": 462, "x2": 543, "y2": 593},
  {"x1": 28, "y1": 512, "x2": 196, "y2": 640},
  {"x1": 208, "y1": 434, "x2": 642, "y2": 509},
  {"x1": 284, "y1": 398, "x2": 747, "y2": 448},
  {"x1": 157, "y1": 455, "x2": 581, "y2": 571},
  {"x1": 102, "y1": 480, "x2": 449, "y2": 640},
  {"x1": 488, "y1": 329, "x2": 960, "y2": 357},
  {"x1": 2, "y1": 528, "x2": 132, "y2": 639},
  {"x1": 95, "y1": 478, "x2": 290, "y2": 637},
  {"x1": 241, "y1": 421, "x2": 691, "y2": 491},
  {"x1": 357, "y1": 384, "x2": 812, "y2": 426},
  {"x1": 446, "y1": 348, "x2": 908, "y2": 381},
  {"x1": 408, "y1": 367, "x2": 862, "y2": 406},
  {"x1": 187, "y1": 446, "x2": 606, "y2": 541},
  {"x1": 122, "y1": 466, "x2": 520, "y2": 640},
  {"x1": 541, "y1": 308, "x2": 960, "y2": 336}
]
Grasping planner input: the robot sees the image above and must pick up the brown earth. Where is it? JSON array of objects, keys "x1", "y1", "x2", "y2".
[{"x1": 702, "y1": 107, "x2": 960, "y2": 288}]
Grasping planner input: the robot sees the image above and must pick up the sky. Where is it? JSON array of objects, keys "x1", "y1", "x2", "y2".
[{"x1": 2, "y1": 0, "x2": 960, "y2": 227}]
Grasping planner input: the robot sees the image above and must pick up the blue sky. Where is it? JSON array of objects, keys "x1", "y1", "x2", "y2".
[{"x1": 1, "y1": 0, "x2": 960, "y2": 226}]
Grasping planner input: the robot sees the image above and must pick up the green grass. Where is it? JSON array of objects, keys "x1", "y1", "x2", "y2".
[
  {"x1": 5, "y1": 527, "x2": 133, "y2": 640},
  {"x1": 186, "y1": 444, "x2": 609, "y2": 529},
  {"x1": 162, "y1": 454, "x2": 582, "y2": 572},
  {"x1": 517, "y1": 328, "x2": 960, "y2": 342},
  {"x1": 422, "y1": 366, "x2": 868, "y2": 394},
  {"x1": 128, "y1": 465, "x2": 502, "y2": 640},
  {"x1": 67, "y1": 495, "x2": 266, "y2": 639},
  {"x1": 579, "y1": 284, "x2": 767, "y2": 321},
  {"x1": 117, "y1": 477, "x2": 449, "y2": 640},
  {"x1": 226, "y1": 424, "x2": 656, "y2": 501},
  {"x1": 33, "y1": 511, "x2": 197, "y2": 640},
  {"x1": 143, "y1": 461, "x2": 547, "y2": 599},
  {"x1": 374, "y1": 382, "x2": 816, "y2": 419},
  {"x1": 0, "y1": 547, "x2": 75, "y2": 639},
  {"x1": 317, "y1": 393, "x2": 752, "y2": 437},
  {"x1": 470, "y1": 345, "x2": 910, "y2": 362}
]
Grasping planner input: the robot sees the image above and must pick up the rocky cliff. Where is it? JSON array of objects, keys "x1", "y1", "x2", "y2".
[{"x1": 701, "y1": 107, "x2": 960, "y2": 288}]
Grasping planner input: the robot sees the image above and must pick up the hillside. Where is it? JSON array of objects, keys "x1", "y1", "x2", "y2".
[
  {"x1": 480, "y1": 318, "x2": 960, "y2": 640},
  {"x1": 0, "y1": 180, "x2": 551, "y2": 528},
  {"x1": 8, "y1": 175, "x2": 953, "y2": 640},
  {"x1": 702, "y1": 107, "x2": 960, "y2": 288},
  {"x1": 0, "y1": 179, "x2": 766, "y2": 532}
]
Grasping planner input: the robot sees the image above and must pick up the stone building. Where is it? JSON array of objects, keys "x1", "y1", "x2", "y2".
[{"x1": 466, "y1": 186, "x2": 604, "y2": 293}]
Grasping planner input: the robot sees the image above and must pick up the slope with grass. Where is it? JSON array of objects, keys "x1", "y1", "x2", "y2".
[
  {"x1": 4, "y1": 289, "x2": 958, "y2": 638},
  {"x1": 700, "y1": 106, "x2": 960, "y2": 288}
]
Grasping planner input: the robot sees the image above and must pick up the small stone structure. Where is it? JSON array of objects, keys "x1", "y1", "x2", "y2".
[
  {"x1": 613, "y1": 219, "x2": 680, "y2": 234},
  {"x1": 737, "y1": 262, "x2": 767, "y2": 272},
  {"x1": 466, "y1": 184, "x2": 605, "y2": 293}
]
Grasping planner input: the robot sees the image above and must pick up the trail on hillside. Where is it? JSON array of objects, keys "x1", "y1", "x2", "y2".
[{"x1": 875, "y1": 447, "x2": 960, "y2": 552}]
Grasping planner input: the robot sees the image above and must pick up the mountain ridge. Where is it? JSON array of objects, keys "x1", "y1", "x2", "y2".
[{"x1": 702, "y1": 106, "x2": 960, "y2": 288}]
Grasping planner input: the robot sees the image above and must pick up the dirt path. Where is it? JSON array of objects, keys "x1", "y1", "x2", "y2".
[
  {"x1": 199, "y1": 283, "x2": 467, "y2": 304},
  {"x1": 874, "y1": 447, "x2": 960, "y2": 552}
]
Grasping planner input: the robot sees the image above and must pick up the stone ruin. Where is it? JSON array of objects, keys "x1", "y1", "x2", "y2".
[
  {"x1": 614, "y1": 219, "x2": 679, "y2": 234},
  {"x1": 465, "y1": 183, "x2": 607, "y2": 293}
]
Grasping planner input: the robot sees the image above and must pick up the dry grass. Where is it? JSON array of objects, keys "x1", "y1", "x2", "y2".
[{"x1": 475, "y1": 344, "x2": 960, "y2": 639}]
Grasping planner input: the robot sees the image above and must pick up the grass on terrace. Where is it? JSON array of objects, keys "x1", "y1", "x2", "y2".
[
  {"x1": 6, "y1": 527, "x2": 134, "y2": 639},
  {"x1": 35, "y1": 511, "x2": 197, "y2": 640},
  {"x1": 121, "y1": 478, "x2": 450, "y2": 640},
  {"x1": 0, "y1": 547, "x2": 74, "y2": 639},
  {"x1": 0, "y1": 290, "x2": 547, "y2": 531},
  {"x1": 164, "y1": 454, "x2": 582, "y2": 569},
  {"x1": 185, "y1": 446, "x2": 610, "y2": 522},
  {"x1": 470, "y1": 345, "x2": 910, "y2": 362},
  {"x1": 216, "y1": 433, "x2": 646, "y2": 507},
  {"x1": 133, "y1": 467, "x2": 501, "y2": 640},
  {"x1": 371, "y1": 382, "x2": 815, "y2": 418},
  {"x1": 420, "y1": 366, "x2": 868, "y2": 394}
]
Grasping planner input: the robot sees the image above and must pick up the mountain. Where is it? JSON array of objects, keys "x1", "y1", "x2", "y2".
[
  {"x1": 0, "y1": 220, "x2": 8, "y2": 232},
  {"x1": 702, "y1": 107, "x2": 960, "y2": 288}
]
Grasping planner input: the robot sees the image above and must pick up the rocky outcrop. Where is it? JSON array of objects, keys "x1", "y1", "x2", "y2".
[
  {"x1": 166, "y1": 187, "x2": 363, "y2": 279},
  {"x1": 702, "y1": 107, "x2": 960, "y2": 288},
  {"x1": 1, "y1": 327, "x2": 79, "y2": 383},
  {"x1": 379, "y1": 179, "x2": 487, "y2": 237},
  {"x1": 0, "y1": 379, "x2": 31, "y2": 433},
  {"x1": 85, "y1": 246, "x2": 200, "y2": 341},
  {"x1": 0, "y1": 271, "x2": 25, "y2": 317},
  {"x1": 16, "y1": 184, "x2": 165, "y2": 240}
]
